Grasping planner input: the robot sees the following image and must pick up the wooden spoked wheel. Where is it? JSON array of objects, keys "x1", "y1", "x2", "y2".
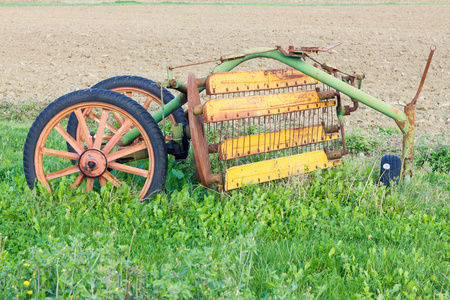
[
  {"x1": 91, "y1": 75, "x2": 189, "y2": 127},
  {"x1": 23, "y1": 89, "x2": 168, "y2": 201},
  {"x1": 110, "y1": 86, "x2": 177, "y2": 126},
  {"x1": 73, "y1": 87, "x2": 174, "y2": 144},
  {"x1": 66, "y1": 76, "x2": 189, "y2": 155}
]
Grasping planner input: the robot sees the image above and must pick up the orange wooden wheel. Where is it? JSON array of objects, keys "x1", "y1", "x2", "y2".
[
  {"x1": 67, "y1": 76, "x2": 190, "y2": 152},
  {"x1": 24, "y1": 89, "x2": 168, "y2": 201},
  {"x1": 91, "y1": 75, "x2": 189, "y2": 127},
  {"x1": 110, "y1": 87, "x2": 177, "y2": 125},
  {"x1": 73, "y1": 87, "x2": 175, "y2": 143}
]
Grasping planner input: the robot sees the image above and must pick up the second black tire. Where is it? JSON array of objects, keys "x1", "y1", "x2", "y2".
[
  {"x1": 379, "y1": 154, "x2": 402, "y2": 187},
  {"x1": 92, "y1": 75, "x2": 188, "y2": 126}
]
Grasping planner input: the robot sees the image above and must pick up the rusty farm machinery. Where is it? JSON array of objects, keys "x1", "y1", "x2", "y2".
[{"x1": 23, "y1": 44, "x2": 436, "y2": 200}]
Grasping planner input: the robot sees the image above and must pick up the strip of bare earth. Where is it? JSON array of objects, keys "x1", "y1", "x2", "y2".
[{"x1": 1, "y1": 1, "x2": 449, "y2": 7}]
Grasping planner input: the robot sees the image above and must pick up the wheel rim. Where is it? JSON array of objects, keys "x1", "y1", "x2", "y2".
[{"x1": 35, "y1": 102, "x2": 155, "y2": 200}]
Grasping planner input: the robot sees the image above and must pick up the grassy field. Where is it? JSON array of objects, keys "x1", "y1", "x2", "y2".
[{"x1": 0, "y1": 109, "x2": 449, "y2": 299}]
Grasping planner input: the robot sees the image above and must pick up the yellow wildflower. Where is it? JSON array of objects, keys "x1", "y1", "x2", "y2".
[
  {"x1": 27, "y1": 291, "x2": 33, "y2": 295},
  {"x1": 23, "y1": 281, "x2": 30, "y2": 287}
]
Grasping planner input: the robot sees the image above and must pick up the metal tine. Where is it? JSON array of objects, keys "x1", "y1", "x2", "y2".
[
  {"x1": 313, "y1": 109, "x2": 320, "y2": 150},
  {"x1": 264, "y1": 115, "x2": 268, "y2": 162},
  {"x1": 231, "y1": 119, "x2": 235, "y2": 165},
  {"x1": 225, "y1": 119, "x2": 230, "y2": 169},
  {"x1": 283, "y1": 114, "x2": 290, "y2": 156},
  {"x1": 241, "y1": 116, "x2": 245, "y2": 160},
  {"x1": 307, "y1": 109, "x2": 311, "y2": 153},
  {"x1": 289, "y1": 112, "x2": 295, "y2": 155},
  {"x1": 297, "y1": 110, "x2": 301, "y2": 154},
  {"x1": 258, "y1": 115, "x2": 261, "y2": 160}
]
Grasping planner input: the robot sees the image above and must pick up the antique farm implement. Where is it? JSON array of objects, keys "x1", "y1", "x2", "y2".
[{"x1": 23, "y1": 44, "x2": 436, "y2": 200}]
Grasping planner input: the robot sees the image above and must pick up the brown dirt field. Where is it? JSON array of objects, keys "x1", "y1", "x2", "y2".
[{"x1": 0, "y1": 4, "x2": 449, "y2": 139}]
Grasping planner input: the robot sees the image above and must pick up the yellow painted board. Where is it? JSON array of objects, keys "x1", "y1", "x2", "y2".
[
  {"x1": 203, "y1": 90, "x2": 335, "y2": 123},
  {"x1": 218, "y1": 125, "x2": 340, "y2": 160},
  {"x1": 206, "y1": 68, "x2": 318, "y2": 95},
  {"x1": 224, "y1": 150, "x2": 341, "y2": 191}
]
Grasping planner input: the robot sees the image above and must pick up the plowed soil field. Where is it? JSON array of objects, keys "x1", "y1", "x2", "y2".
[{"x1": 0, "y1": 4, "x2": 449, "y2": 138}]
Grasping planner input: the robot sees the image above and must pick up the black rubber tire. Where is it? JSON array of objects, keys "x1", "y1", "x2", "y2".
[
  {"x1": 92, "y1": 75, "x2": 188, "y2": 126},
  {"x1": 379, "y1": 154, "x2": 402, "y2": 187},
  {"x1": 23, "y1": 89, "x2": 168, "y2": 200},
  {"x1": 66, "y1": 75, "x2": 188, "y2": 155}
]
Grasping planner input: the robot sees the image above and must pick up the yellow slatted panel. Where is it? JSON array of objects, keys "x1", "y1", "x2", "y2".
[
  {"x1": 206, "y1": 68, "x2": 318, "y2": 95},
  {"x1": 218, "y1": 125, "x2": 340, "y2": 161},
  {"x1": 224, "y1": 150, "x2": 340, "y2": 191},
  {"x1": 203, "y1": 90, "x2": 335, "y2": 123}
]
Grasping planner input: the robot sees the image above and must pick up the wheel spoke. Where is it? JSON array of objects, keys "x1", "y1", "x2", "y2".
[
  {"x1": 45, "y1": 165, "x2": 80, "y2": 181},
  {"x1": 102, "y1": 119, "x2": 133, "y2": 154},
  {"x1": 55, "y1": 123, "x2": 84, "y2": 154},
  {"x1": 42, "y1": 148, "x2": 79, "y2": 160},
  {"x1": 99, "y1": 176, "x2": 107, "y2": 187},
  {"x1": 75, "y1": 108, "x2": 93, "y2": 148},
  {"x1": 112, "y1": 111, "x2": 124, "y2": 127},
  {"x1": 83, "y1": 108, "x2": 93, "y2": 117},
  {"x1": 102, "y1": 134, "x2": 114, "y2": 140},
  {"x1": 69, "y1": 173, "x2": 86, "y2": 189},
  {"x1": 87, "y1": 111, "x2": 118, "y2": 134},
  {"x1": 86, "y1": 177, "x2": 94, "y2": 192},
  {"x1": 102, "y1": 171, "x2": 122, "y2": 187},
  {"x1": 94, "y1": 109, "x2": 109, "y2": 149},
  {"x1": 108, "y1": 161, "x2": 149, "y2": 178},
  {"x1": 143, "y1": 95, "x2": 153, "y2": 110},
  {"x1": 107, "y1": 142, "x2": 147, "y2": 161}
]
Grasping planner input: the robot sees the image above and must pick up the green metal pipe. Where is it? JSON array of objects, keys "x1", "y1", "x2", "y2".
[
  {"x1": 120, "y1": 93, "x2": 188, "y2": 146},
  {"x1": 213, "y1": 50, "x2": 408, "y2": 123},
  {"x1": 121, "y1": 47, "x2": 411, "y2": 148}
]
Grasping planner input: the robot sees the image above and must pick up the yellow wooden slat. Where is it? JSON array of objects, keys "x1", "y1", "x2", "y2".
[
  {"x1": 203, "y1": 90, "x2": 335, "y2": 123},
  {"x1": 206, "y1": 68, "x2": 318, "y2": 95},
  {"x1": 224, "y1": 150, "x2": 341, "y2": 191},
  {"x1": 218, "y1": 125, "x2": 340, "y2": 160}
]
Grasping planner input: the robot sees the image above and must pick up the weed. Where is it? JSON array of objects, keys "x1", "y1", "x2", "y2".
[{"x1": 415, "y1": 134, "x2": 450, "y2": 174}]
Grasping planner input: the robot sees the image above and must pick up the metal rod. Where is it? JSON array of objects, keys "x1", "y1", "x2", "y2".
[{"x1": 409, "y1": 45, "x2": 436, "y2": 106}]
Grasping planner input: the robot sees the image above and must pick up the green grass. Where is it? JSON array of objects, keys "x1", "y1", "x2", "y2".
[{"x1": 0, "y1": 120, "x2": 449, "y2": 299}]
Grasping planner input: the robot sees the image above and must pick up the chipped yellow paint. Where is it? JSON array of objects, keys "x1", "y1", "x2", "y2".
[
  {"x1": 206, "y1": 68, "x2": 318, "y2": 95},
  {"x1": 218, "y1": 125, "x2": 340, "y2": 160},
  {"x1": 203, "y1": 90, "x2": 335, "y2": 123},
  {"x1": 224, "y1": 150, "x2": 340, "y2": 191}
]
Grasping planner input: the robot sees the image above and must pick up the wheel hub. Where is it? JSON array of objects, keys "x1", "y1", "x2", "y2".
[{"x1": 78, "y1": 149, "x2": 108, "y2": 178}]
